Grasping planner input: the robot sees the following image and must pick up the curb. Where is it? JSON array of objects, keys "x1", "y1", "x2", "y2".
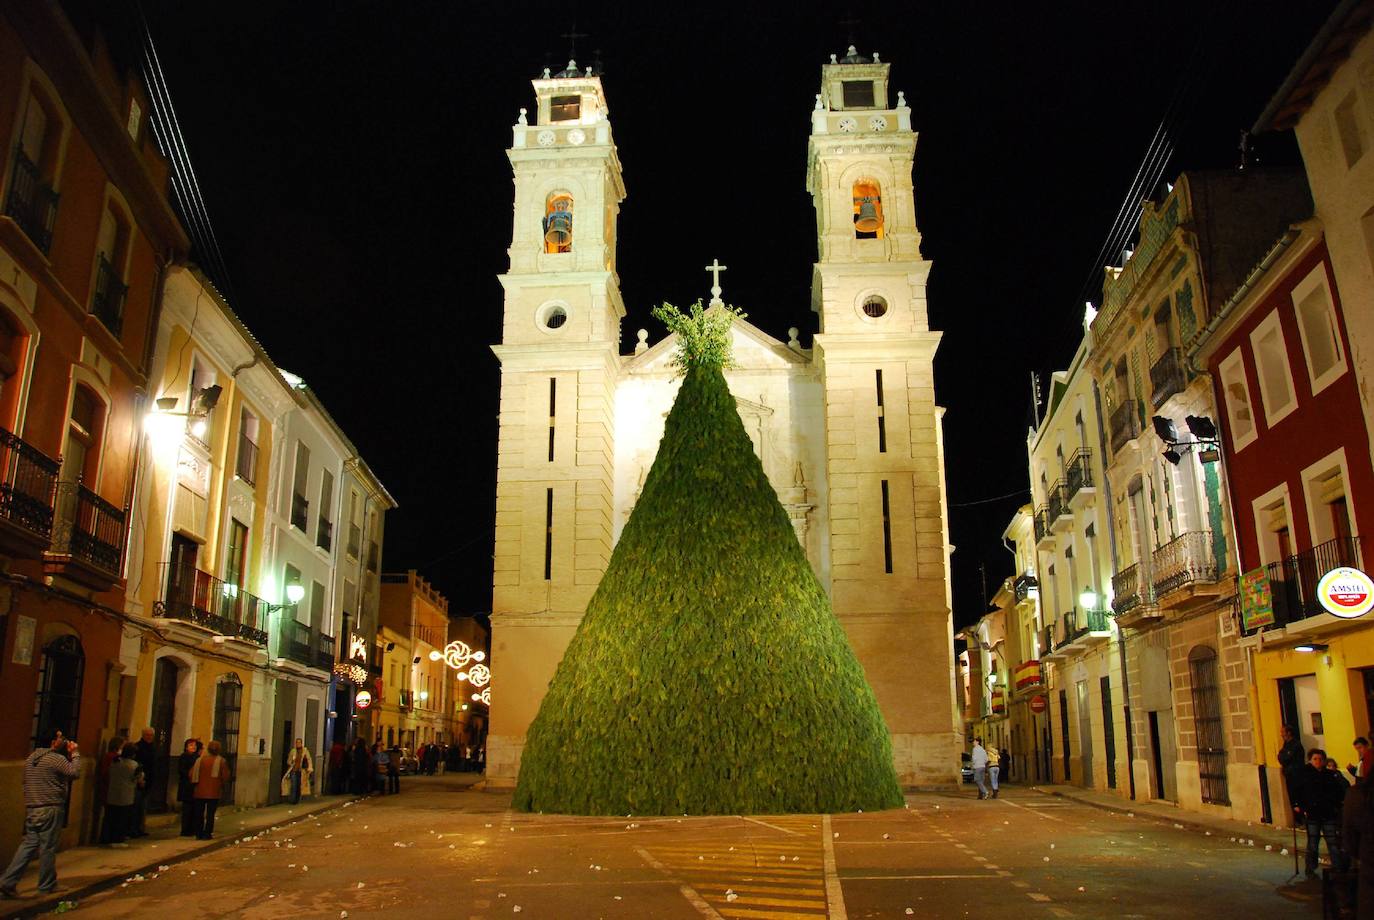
[{"x1": 0, "y1": 796, "x2": 359, "y2": 919}]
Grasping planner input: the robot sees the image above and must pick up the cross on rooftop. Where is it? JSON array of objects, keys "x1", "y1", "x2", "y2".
[
  {"x1": 704, "y1": 258, "x2": 727, "y2": 307},
  {"x1": 561, "y1": 25, "x2": 589, "y2": 60}
]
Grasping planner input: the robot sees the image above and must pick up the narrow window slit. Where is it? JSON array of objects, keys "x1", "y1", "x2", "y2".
[
  {"x1": 544, "y1": 487, "x2": 553, "y2": 580},
  {"x1": 876, "y1": 369, "x2": 887, "y2": 453},
  {"x1": 881, "y1": 479, "x2": 893, "y2": 574},
  {"x1": 548, "y1": 378, "x2": 557, "y2": 462}
]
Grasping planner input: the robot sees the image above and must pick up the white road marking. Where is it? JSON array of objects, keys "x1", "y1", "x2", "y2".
[
  {"x1": 822, "y1": 814, "x2": 848, "y2": 920},
  {"x1": 1012, "y1": 881, "x2": 1031, "y2": 889},
  {"x1": 634, "y1": 846, "x2": 725, "y2": 919},
  {"x1": 1000, "y1": 797, "x2": 1069, "y2": 824},
  {"x1": 742, "y1": 816, "x2": 802, "y2": 836},
  {"x1": 1028, "y1": 892, "x2": 1052, "y2": 902}
]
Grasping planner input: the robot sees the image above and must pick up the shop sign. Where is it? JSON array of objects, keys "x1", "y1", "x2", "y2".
[
  {"x1": 1318, "y1": 566, "x2": 1374, "y2": 619},
  {"x1": 1239, "y1": 567, "x2": 1274, "y2": 631},
  {"x1": 355, "y1": 689, "x2": 373, "y2": 709},
  {"x1": 1030, "y1": 694, "x2": 1048, "y2": 714},
  {"x1": 349, "y1": 633, "x2": 368, "y2": 661}
]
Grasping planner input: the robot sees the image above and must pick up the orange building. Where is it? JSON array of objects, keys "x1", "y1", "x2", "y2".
[{"x1": 0, "y1": 0, "x2": 187, "y2": 848}]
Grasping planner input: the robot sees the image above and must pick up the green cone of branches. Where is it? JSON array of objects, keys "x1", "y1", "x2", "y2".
[{"x1": 513, "y1": 302, "x2": 902, "y2": 815}]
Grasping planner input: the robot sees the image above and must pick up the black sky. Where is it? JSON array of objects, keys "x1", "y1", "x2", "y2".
[{"x1": 134, "y1": 0, "x2": 1333, "y2": 626}]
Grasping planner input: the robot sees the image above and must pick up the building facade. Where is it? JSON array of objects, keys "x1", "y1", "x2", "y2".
[
  {"x1": 379, "y1": 570, "x2": 458, "y2": 752},
  {"x1": 487, "y1": 48, "x2": 959, "y2": 788},
  {"x1": 1030, "y1": 313, "x2": 1131, "y2": 796},
  {"x1": 0, "y1": 0, "x2": 187, "y2": 850},
  {"x1": 1002, "y1": 507, "x2": 1051, "y2": 783},
  {"x1": 1090, "y1": 170, "x2": 1310, "y2": 821}
]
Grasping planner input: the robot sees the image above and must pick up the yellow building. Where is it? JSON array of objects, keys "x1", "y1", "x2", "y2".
[
  {"x1": 378, "y1": 570, "x2": 464, "y2": 751},
  {"x1": 123, "y1": 265, "x2": 297, "y2": 808}
]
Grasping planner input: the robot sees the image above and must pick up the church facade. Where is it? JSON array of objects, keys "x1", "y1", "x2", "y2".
[{"x1": 487, "y1": 49, "x2": 960, "y2": 788}]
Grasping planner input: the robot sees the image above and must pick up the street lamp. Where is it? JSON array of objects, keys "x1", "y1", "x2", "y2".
[
  {"x1": 1079, "y1": 586, "x2": 1098, "y2": 610},
  {"x1": 266, "y1": 581, "x2": 305, "y2": 614}
]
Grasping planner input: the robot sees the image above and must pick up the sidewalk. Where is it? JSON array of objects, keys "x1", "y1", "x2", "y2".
[
  {"x1": 0, "y1": 792, "x2": 359, "y2": 919},
  {"x1": 1032, "y1": 783, "x2": 1306, "y2": 859}
]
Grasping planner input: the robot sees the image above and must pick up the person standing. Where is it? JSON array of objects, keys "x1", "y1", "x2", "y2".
[
  {"x1": 1295, "y1": 748, "x2": 1350, "y2": 878},
  {"x1": 286, "y1": 738, "x2": 313, "y2": 805},
  {"x1": 1349, "y1": 738, "x2": 1372, "y2": 784},
  {"x1": 1001, "y1": 746, "x2": 1011, "y2": 783},
  {"x1": 191, "y1": 740, "x2": 232, "y2": 840},
  {"x1": 987, "y1": 744, "x2": 1002, "y2": 799},
  {"x1": 351, "y1": 738, "x2": 371, "y2": 795},
  {"x1": 132, "y1": 728, "x2": 157, "y2": 838},
  {"x1": 1279, "y1": 725, "x2": 1306, "y2": 824},
  {"x1": 104, "y1": 744, "x2": 143, "y2": 847},
  {"x1": 0, "y1": 732, "x2": 80, "y2": 898},
  {"x1": 386, "y1": 746, "x2": 401, "y2": 794},
  {"x1": 95, "y1": 737, "x2": 123, "y2": 845},
  {"x1": 971, "y1": 738, "x2": 989, "y2": 800},
  {"x1": 328, "y1": 739, "x2": 346, "y2": 795},
  {"x1": 177, "y1": 740, "x2": 202, "y2": 837},
  {"x1": 371, "y1": 743, "x2": 389, "y2": 795}
]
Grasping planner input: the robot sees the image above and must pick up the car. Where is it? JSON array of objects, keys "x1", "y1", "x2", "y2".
[{"x1": 960, "y1": 751, "x2": 974, "y2": 784}]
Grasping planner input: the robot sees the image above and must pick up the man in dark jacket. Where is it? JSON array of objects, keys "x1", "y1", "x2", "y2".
[
  {"x1": 133, "y1": 728, "x2": 157, "y2": 837},
  {"x1": 1279, "y1": 725, "x2": 1306, "y2": 824},
  {"x1": 1295, "y1": 748, "x2": 1350, "y2": 877}
]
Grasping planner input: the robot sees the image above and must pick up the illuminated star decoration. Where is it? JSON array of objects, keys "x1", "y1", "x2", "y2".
[{"x1": 430, "y1": 639, "x2": 487, "y2": 671}]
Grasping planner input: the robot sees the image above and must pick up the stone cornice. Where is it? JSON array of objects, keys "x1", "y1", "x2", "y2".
[
  {"x1": 812, "y1": 331, "x2": 942, "y2": 363},
  {"x1": 491, "y1": 340, "x2": 621, "y2": 374}
]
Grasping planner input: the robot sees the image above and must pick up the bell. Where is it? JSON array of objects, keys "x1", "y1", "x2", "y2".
[
  {"x1": 854, "y1": 197, "x2": 880, "y2": 233},
  {"x1": 543, "y1": 210, "x2": 573, "y2": 246}
]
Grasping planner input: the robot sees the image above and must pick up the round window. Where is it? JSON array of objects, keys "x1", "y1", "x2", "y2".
[
  {"x1": 861, "y1": 296, "x2": 888, "y2": 319},
  {"x1": 538, "y1": 303, "x2": 569, "y2": 332}
]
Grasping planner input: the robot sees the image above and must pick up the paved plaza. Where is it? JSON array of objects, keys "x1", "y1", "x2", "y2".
[{"x1": 1, "y1": 774, "x2": 1327, "y2": 919}]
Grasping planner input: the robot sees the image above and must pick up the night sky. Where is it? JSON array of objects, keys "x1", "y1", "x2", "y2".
[{"x1": 133, "y1": 0, "x2": 1334, "y2": 627}]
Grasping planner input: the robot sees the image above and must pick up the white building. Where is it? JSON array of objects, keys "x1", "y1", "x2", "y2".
[{"x1": 488, "y1": 48, "x2": 959, "y2": 788}]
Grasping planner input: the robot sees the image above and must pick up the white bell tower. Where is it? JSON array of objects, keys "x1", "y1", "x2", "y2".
[
  {"x1": 487, "y1": 60, "x2": 626, "y2": 786},
  {"x1": 809, "y1": 47, "x2": 959, "y2": 785}
]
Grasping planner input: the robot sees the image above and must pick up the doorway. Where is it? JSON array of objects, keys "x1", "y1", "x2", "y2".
[
  {"x1": 1059, "y1": 689, "x2": 1072, "y2": 782},
  {"x1": 1077, "y1": 679, "x2": 1094, "y2": 787},
  {"x1": 1148, "y1": 709, "x2": 1179, "y2": 802},
  {"x1": 213, "y1": 675, "x2": 242, "y2": 804},
  {"x1": 148, "y1": 658, "x2": 179, "y2": 811}
]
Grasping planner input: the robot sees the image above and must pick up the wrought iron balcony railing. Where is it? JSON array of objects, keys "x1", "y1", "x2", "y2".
[
  {"x1": 278, "y1": 618, "x2": 314, "y2": 667},
  {"x1": 1152, "y1": 531, "x2": 1218, "y2": 597},
  {"x1": 235, "y1": 436, "x2": 258, "y2": 485},
  {"x1": 1047, "y1": 481, "x2": 1070, "y2": 524},
  {"x1": 1150, "y1": 347, "x2": 1188, "y2": 409},
  {"x1": 50, "y1": 481, "x2": 126, "y2": 577},
  {"x1": 90, "y1": 254, "x2": 127, "y2": 337},
  {"x1": 1243, "y1": 536, "x2": 1365, "y2": 636},
  {"x1": 0, "y1": 426, "x2": 59, "y2": 543},
  {"x1": 156, "y1": 563, "x2": 269, "y2": 646},
  {"x1": 4, "y1": 149, "x2": 58, "y2": 253},
  {"x1": 1109, "y1": 399, "x2": 1141, "y2": 454},
  {"x1": 1033, "y1": 506, "x2": 1051, "y2": 543},
  {"x1": 1064, "y1": 448, "x2": 1094, "y2": 503},
  {"x1": 290, "y1": 491, "x2": 309, "y2": 531},
  {"x1": 1112, "y1": 561, "x2": 1154, "y2": 615},
  {"x1": 316, "y1": 632, "x2": 336, "y2": 671},
  {"x1": 1042, "y1": 624, "x2": 1057, "y2": 656}
]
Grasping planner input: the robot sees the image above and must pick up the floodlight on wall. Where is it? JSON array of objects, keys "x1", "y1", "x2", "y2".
[
  {"x1": 1295, "y1": 643, "x2": 1329, "y2": 653},
  {"x1": 1163, "y1": 448, "x2": 1183, "y2": 466},
  {"x1": 1153, "y1": 413, "x2": 1222, "y2": 467},
  {"x1": 155, "y1": 396, "x2": 179, "y2": 412},
  {"x1": 194, "y1": 384, "x2": 223, "y2": 413},
  {"x1": 1151, "y1": 416, "x2": 1179, "y2": 443},
  {"x1": 1185, "y1": 415, "x2": 1218, "y2": 440}
]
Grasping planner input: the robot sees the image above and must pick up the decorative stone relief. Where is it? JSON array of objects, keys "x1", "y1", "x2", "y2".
[{"x1": 779, "y1": 461, "x2": 814, "y2": 548}]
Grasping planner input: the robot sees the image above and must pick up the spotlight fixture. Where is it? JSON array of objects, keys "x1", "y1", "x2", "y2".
[
  {"x1": 1294, "y1": 643, "x2": 1329, "y2": 653},
  {"x1": 1153, "y1": 413, "x2": 1222, "y2": 466},
  {"x1": 194, "y1": 384, "x2": 223, "y2": 413},
  {"x1": 1163, "y1": 448, "x2": 1182, "y2": 466},
  {"x1": 155, "y1": 396, "x2": 179, "y2": 412},
  {"x1": 1185, "y1": 415, "x2": 1217, "y2": 440},
  {"x1": 1151, "y1": 416, "x2": 1179, "y2": 443}
]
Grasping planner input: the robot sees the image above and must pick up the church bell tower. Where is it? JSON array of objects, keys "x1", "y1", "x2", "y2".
[
  {"x1": 486, "y1": 59, "x2": 626, "y2": 786},
  {"x1": 809, "y1": 47, "x2": 959, "y2": 785}
]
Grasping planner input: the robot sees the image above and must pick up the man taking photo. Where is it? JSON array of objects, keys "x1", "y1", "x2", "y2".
[{"x1": 0, "y1": 731, "x2": 80, "y2": 898}]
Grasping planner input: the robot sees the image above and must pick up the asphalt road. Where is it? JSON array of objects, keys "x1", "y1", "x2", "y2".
[{"x1": 61, "y1": 775, "x2": 1324, "y2": 918}]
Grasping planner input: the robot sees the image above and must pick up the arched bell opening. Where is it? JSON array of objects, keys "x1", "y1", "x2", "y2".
[
  {"x1": 543, "y1": 194, "x2": 574, "y2": 254},
  {"x1": 852, "y1": 180, "x2": 884, "y2": 239}
]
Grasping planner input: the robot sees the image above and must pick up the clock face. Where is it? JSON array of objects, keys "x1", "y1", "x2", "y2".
[
  {"x1": 869, "y1": 115, "x2": 889, "y2": 131},
  {"x1": 537, "y1": 129, "x2": 556, "y2": 147},
  {"x1": 838, "y1": 117, "x2": 858, "y2": 134},
  {"x1": 567, "y1": 128, "x2": 587, "y2": 146}
]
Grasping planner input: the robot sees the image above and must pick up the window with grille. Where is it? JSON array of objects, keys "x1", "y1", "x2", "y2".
[
  {"x1": 1188, "y1": 646, "x2": 1230, "y2": 805},
  {"x1": 32, "y1": 634, "x2": 83, "y2": 749},
  {"x1": 214, "y1": 674, "x2": 243, "y2": 804}
]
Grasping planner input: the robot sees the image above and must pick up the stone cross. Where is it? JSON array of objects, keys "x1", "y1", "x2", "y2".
[{"x1": 705, "y1": 258, "x2": 727, "y2": 307}]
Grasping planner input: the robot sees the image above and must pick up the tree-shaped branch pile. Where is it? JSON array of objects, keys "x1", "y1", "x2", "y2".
[{"x1": 513, "y1": 301, "x2": 902, "y2": 815}]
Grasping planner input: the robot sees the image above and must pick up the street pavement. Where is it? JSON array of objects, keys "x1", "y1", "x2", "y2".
[{"x1": 34, "y1": 775, "x2": 1324, "y2": 918}]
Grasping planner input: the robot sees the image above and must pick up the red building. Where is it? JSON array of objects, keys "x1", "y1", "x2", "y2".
[
  {"x1": 1193, "y1": 216, "x2": 1374, "y2": 776},
  {"x1": 0, "y1": 0, "x2": 187, "y2": 847}
]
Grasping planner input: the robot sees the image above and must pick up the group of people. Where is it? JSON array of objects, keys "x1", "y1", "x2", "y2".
[
  {"x1": 1278, "y1": 726, "x2": 1374, "y2": 880},
  {"x1": 969, "y1": 738, "x2": 1010, "y2": 799}
]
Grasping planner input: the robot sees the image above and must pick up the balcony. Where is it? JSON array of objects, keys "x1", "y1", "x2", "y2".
[
  {"x1": 90, "y1": 254, "x2": 126, "y2": 337},
  {"x1": 235, "y1": 435, "x2": 258, "y2": 485},
  {"x1": 1109, "y1": 400, "x2": 1141, "y2": 455},
  {"x1": 1013, "y1": 573, "x2": 1038, "y2": 604},
  {"x1": 1152, "y1": 531, "x2": 1220, "y2": 607},
  {"x1": 278, "y1": 618, "x2": 314, "y2": 667},
  {"x1": 317, "y1": 517, "x2": 333, "y2": 553},
  {"x1": 1062, "y1": 608, "x2": 1112, "y2": 652},
  {"x1": 1064, "y1": 448, "x2": 1095, "y2": 511},
  {"x1": 1111, "y1": 561, "x2": 1161, "y2": 628},
  {"x1": 347, "y1": 522, "x2": 362, "y2": 559},
  {"x1": 316, "y1": 632, "x2": 336, "y2": 671},
  {"x1": 1242, "y1": 537, "x2": 1364, "y2": 638},
  {"x1": 1013, "y1": 659, "x2": 1042, "y2": 692},
  {"x1": 290, "y1": 491, "x2": 309, "y2": 531},
  {"x1": 1033, "y1": 505, "x2": 1055, "y2": 550},
  {"x1": 0, "y1": 427, "x2": 59, "y2": 557},
  {"x1": 1150, "y1": 347, "x2": 1188, "y2": 409},
  {"x1": 155, "y1": 563, "x2": 269, "y2": 646},
  {"x1": 47, "y1": 481, "x2": 126, "y2": 589},
  {"x1": 1048, "y1": 481, "x2": 1073, "y2": 534},
  {"x1": 1042, "y1": 623, "x2": 1068, "y2": 661},
  {"x1": 4, "y1": 149, "x2": 59, "y2": 254}
]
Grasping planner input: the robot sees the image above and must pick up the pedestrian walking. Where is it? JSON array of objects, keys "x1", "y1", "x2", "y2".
[
  {"x1": 177, "y1": 739, "x2": 202, "y2": 837},
  {"x1": 987, "y1": 744, "x2": 1002, "y2": 798},
  {"x1": 351, "y1": 738, "x2": 371, "y2": 795},
  {"x1": 191, "y1": 740, "x2": 232, "y2": 840},
  {"x1": 0, "y1": 731, "x2": 80, "y2": 899},
  {"x1": 284, "y1": 738, "x2": 313, "y2": 805},
  {"x1": 104, "y1": 743, "x2": 143, "y2": 847},
  {"x1": 1295, "y1": 748, "x2": 1350, "y2": 878},
  {"x1": 328, "y1": 739, "x2": 346, "y2": 795},
  {"x1": 971, "y1": 738, "x2": 989, "y2": 799},
  {"x1": 1279, "y1": 725, "x2": 1306, "y2": 825},
  {"x1": 132, "y1": 728, "x2": 157, "y2": 838}
]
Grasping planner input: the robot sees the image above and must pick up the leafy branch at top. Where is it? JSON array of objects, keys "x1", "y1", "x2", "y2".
[{"x1": 651, "y1": 300, "x2": 747, "y2": 374}]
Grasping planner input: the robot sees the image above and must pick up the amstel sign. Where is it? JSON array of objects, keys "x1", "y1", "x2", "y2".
[{"x1": 1318, "y1": 566, "x2": 1374, "y2": 619}]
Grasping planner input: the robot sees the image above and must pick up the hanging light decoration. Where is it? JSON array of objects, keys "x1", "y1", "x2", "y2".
[
  {"x1": 467, "y1": 663, "x2": 491, "y2": 688},
  {"x1": 436, "y1": 639, "x2": 487, "y2": 671}
]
